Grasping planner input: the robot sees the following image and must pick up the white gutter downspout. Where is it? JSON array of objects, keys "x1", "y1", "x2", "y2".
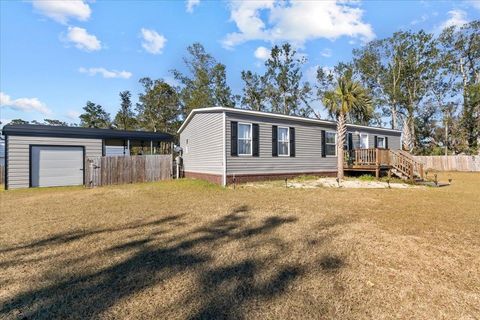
[{"x1": 222, "y1": 112, "x2": 227, "y2": 186}]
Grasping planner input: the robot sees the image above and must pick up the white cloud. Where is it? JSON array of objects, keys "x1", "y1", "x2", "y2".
[
  {"x1": 140, "y1": 28, "x2": 167, "y2": 54},
  {"x1": 410, "y1": 14, "x2": 429, "y2": 25},
  {"x1": 0, "y1": 92, "x2": 52, "y2": 115},
  {"x1": 79, "y1": 67, "x2": 132, "y2": 79},
  {"x1": 254, "y1": 46, "x2": 270, "y2": 60},
  {"x1": 320, "y1": 48, "x2": 332, "y2": 57},
  {"x1": 222, "y1": 0, "x2": 375, "y2": 48},
  {"x1": 467, "y1": 1, "x2": 480, "y2": 10},
  {"x1": 64, "y1": 26, "x2": 102, "y2": 51},
  {"x1": 306, "y1": 65, "x2": 335, "y2": 83},
  {"x1": 32, "y1": 0, "x2": 91, "y2": 24},
  {"x1": 186, "y1": 0, "x2": 200, "y2": 13},
  {"x1": 66, "y1": 110, "x2": 81, "y2": 121},
  {"x1": 305, "y1": 65, "x2": 319, "y2": 83},
  {"x1": 0, "y1": 119, "x2": 12, "y2": 128},
  {"x1": 439, "y1": 10, "x2": 469, "y2": 30}
]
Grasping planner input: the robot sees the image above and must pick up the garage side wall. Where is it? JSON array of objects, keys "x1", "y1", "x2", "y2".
[{"x1": 6, "y1": 136, "x2": 102, "y2": 189}]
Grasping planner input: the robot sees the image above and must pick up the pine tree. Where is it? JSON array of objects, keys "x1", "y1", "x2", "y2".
[
  {"x1": 79, "y1": 101, "x2": 111, "y2": 128},
  {"x1": 114, "y1": 91, "x2": 137, "y2": 130}
]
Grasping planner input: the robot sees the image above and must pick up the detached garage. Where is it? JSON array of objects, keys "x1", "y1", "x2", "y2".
[{"x1": 2, "y1": 124, "x2": 173, "y2": 190}]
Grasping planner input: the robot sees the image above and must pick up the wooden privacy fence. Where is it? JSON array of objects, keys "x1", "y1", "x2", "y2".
[
  {"x1": 0, "y1": 165, "x2": 4, "y2": 185},
  {"x1": 414, "y1": 155, "x2": 480, "y2": 172},
  {"x1": 86, "y1": 155, "x2": 172, "y2": 187}
]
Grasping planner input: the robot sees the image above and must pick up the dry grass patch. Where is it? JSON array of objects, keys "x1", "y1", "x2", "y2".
[{"x1": 0, "y1": 172, "x2": 479, "y2": 319}]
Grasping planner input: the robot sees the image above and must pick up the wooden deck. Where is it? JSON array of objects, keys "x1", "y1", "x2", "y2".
[{"x1": 343, "y1": 148, "x2": 424, "y2": 181}]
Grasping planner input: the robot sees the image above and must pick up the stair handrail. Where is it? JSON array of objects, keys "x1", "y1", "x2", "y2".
[
  {"x1": 389, "y1": 149, "x2": 424, "y2": 180},
  {"x1": 389, "y1": 150, "x2": 412, "y2": 179},
  {"x1": 398, "y1": 150, "x2": 424, "y2": 180}
]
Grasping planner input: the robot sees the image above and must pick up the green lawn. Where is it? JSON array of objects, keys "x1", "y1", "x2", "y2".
[{"x1": 1, "y1": 172, "x2": 479, "y2": 319}]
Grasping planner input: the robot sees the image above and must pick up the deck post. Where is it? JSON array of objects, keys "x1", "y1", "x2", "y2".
[{"x1": 375, "y1": 148, "x2": 380, "y2": 179}]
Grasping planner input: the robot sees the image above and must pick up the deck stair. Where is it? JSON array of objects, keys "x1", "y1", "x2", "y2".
[
  {"x1": 389, "y1": 150, "x2": 424, "y2": 182},
  {"x1": 344, "y1": 148, "x2": 424, "y2": 182}
]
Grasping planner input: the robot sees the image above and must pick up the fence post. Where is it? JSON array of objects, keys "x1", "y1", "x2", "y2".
[
  {"x1": 410, "y1": 162, "x2": 414, "y2": 182},
  {"x1": 88, "y1": 159, "x2": 93, "y2": 188}
]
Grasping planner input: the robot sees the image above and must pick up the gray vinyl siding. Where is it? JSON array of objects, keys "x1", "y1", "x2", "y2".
[
  {"x1": 179, "y1": 112, "x2": 223, "y2": 175},
  {"x1": 346, "y1": 126, "x2": 401, "y2": 150},
  {"x1": 226, "y1": 112, "x2": 337, "y2": 175},
  {"x1": 6, "y1": 136, "x2": 102, "y2": 189}
]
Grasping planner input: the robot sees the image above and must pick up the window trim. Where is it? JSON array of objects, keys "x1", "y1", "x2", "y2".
[
  {"x1": 359, "y1": 133, "x2": 369, "y2": 149},
  {"x1": 325, "y1": 130, "x2": 337, "y2": 157},
  {"x1": 377, "y1": 135, "x2": 386, "y2": 149},
  {"x1": 344, "y1": 132, "x2": 350, "y2": 151},
  {"x1": 237, "y1": 122, "x2": 253, "y2": 156},
  {"x1": 277, "y1": 126, "x2": 290, "y2": 157}
]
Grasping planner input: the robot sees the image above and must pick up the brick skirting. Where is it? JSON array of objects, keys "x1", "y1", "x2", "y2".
[
  {"x1": 184, "y1": 171, "x2": 223, "y2": 184},
  {"x1": 226, "y1": 172, "x2": 336, "y2": 184},
  {"x1": 185, "y1": 171, "x2": 337, "y2": 185}
]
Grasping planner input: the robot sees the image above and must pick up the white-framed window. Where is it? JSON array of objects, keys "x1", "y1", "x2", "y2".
[
  {"x1": 359, "y1": 133, "x2": 369, "y2": 149},
  {"x1": 325, "y1": 131, "x2": 337, "y2": 156},
  {"x1": 238, "y1": 122, "x2": 252, "y2": 156},
  {"x1": 377, "y1": 136, "x2": 386, "y2": 149},
  {"x1": 278, "y1": 126, "x2": 290, "y2": 156}
]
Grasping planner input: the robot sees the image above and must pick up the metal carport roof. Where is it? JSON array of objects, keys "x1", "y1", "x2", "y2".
[{"x1": 2, "y1": 124, "x2": 174, "y2": 141}]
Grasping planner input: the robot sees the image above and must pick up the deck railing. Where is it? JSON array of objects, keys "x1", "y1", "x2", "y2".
[
  {"x1": 344, "y1": 148, "x2": 390, "y2": 167},
  {"x1": 344, "y1": 148, "x2": 424, "y2": 180}
]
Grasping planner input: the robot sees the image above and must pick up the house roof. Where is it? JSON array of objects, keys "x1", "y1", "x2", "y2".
[
  {"x1": 2, "y1": 124, "x2": 174, "y2": 141},
  {"x1": 177, "y1": 107, "x2": 402, "y2": 134}
]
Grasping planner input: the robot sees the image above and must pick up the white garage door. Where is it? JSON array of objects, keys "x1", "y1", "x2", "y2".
[{"x1": 31, "y1": 146, "x2": 84, "y2": 187}]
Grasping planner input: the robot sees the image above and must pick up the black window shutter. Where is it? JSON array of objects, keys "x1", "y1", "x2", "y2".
[
  {"x1": 272, "y1": 125, "x2": 278, "y2": 157},
  {"x1": 374, "y1": 136, "x2": 378, "y2": 148},
  {"x1": 252, "y1": 124, "x2": 259, "y2": 157},
  {"x1": 385, "y1": 137, "x2": 389, "y2": 149},
  {"x1": 231, "y1": 121, "x2": 238, "y2": 156},
  {"x1": 348, "y1": 132, "x2": 353, "y2": 150},
  {"x1": 289, "y1": 127, "x2": 295, "y2": 157},
  {"x1": 321, "y1": 130, "x2": 326, "y2": 158}
]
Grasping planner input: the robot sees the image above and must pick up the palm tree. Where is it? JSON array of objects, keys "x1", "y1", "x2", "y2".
[{"x1": 323, "y1": 76, "x2": 372, "y2": 179}]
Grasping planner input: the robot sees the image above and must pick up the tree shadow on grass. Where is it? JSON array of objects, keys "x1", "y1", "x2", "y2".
[
  {"x1": 191, "y1": 261, "x2": 304, "y2": 319},
  {"x1": 1, "y1": 206, "x2": 303, "y2": 319},
  {"x1": 0, "y1": 214, "x2": 184, "y2": 255}
]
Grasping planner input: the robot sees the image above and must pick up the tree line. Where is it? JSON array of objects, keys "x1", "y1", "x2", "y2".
[{"x1": 7, "y1": 21, "x2": 479, "y2": 156}]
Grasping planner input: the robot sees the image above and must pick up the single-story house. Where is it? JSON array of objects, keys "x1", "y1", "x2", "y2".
[
  {"x1": 178, "y1": 107, "x2": 402, "y2": 185},
  {"x1": 1, "y1": 124, "x2": 173, "y2": 189}
]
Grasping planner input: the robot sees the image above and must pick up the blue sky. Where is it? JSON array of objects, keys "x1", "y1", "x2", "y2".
[{"x1": 1, "y1": 0, "x2": 479, "y2": 126}]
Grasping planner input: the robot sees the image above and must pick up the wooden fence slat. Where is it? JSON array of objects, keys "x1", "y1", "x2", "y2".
[
  {"x1": 86, "y1": 155, "x2": 172, "y2": 187},
  {"x1": 0, "y1": 164, "x2": 5, "y2": 185},
  {"x1": 414, "y1": 155, "x2": 480, "y2": 172}
]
